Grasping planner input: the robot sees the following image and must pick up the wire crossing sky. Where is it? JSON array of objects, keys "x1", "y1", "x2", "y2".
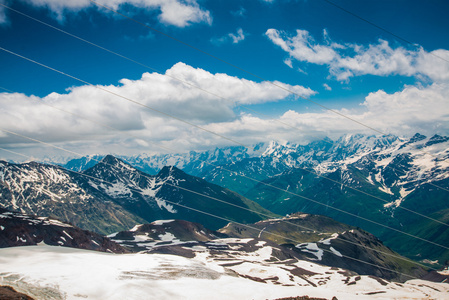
[{"x1": 1, "y1": 0, "x2": 449, "y2": 158}]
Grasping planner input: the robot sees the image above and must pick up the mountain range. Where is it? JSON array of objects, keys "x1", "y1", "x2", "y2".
[
  {"x1": 59, "y1": 133, "x2": 449, "y2": 266},
  {"x1": 0, "y1": 155, "x2": 272, "y2": 234},
  {"x1": 1, "y1": 132, "x2": 449, "y2": 299}
]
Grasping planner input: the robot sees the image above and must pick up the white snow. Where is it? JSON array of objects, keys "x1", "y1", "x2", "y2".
[
  {"x1": 0, "y1": 245, "x2": 378, "y2": 300},
  {"x1": 329, "y1": 247, "x2": 343, "y2": 257},
  {"x1": 129, "y1": 224, "x2": 143, "y2": 232},
  {"x1": 320, "y1": 233, "x2": 339, "y2": 245},
  {"x1": 152, "y1": 220, "x2": 175, "y2": 225},
  {"x1": 438, "y1": 266, "x2": 449, "y2": 275},
  {"x1": 255, "y1": 241, "x2": 266, "y2": 247},
  {"x1": 154, "y1": 197, "x2": 177, "y2": 214},
  {"x1": 158, "y1": 232, "x2": 176, "y2": 242},
  {"x1": 63, "y1": 230, "x2": 73, "y2": 240},
  {"x1": 297, "y1": 243, "x2": 324, "y2": 260},
  {"x1": 378, "y1": 185, "x2": 394, "y2": 195},
  {"x1": 107, "y1": 232, "x2": 118, "y2": 238}
]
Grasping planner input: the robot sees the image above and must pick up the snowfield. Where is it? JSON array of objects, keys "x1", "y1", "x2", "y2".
[{"x1": 0, "y1": 245, "x2": 448, "y2": 300}]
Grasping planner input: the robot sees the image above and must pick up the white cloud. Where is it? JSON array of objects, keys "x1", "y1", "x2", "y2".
[
  {"x1": 323, "y1": 83, "x2": 331, "y2": 91},
  {"x1": 219, "y1": 82, "x2": 449, "y2": 146},
  {"x1": 0, "y1": 0, "x2": 9, "y2": 25},
  {"x1": 229, "y1": 28, "x2": 245, "y2": 44},
  {"x1": 359, "y1": 82, "x2": 449, "y2": 134},
  {"x1": 266, "y1": 28, "x2": 449, "y2": 82},
  {"x1": 18, "y1": 0, "x2": 212, "y2": 27},
  {"x1": 266, "y1": 29, "x2": 338, "y2": 65},
  {"x1": 211, "y1": 28, "x2": 246, "y2": 45},
  {"x1": 0, "y1": 62, "x2": 315, "y2": 156},
  {"x1": 3, "y1": 73, "x2": 448, "y2": 160},
  {"x1": 231, "y1": 6, "x2": 246, "y2": 17},
  {"x1": 283, "y1": 57, "x2": 293, "y2": 68}
]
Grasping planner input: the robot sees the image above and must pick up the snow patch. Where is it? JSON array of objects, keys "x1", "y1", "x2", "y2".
[
  {"x1": 296, "y1": 243, "x2": 323, "y2": 260},
  {"x1": 319, "y1": 233, "x2": 339, "y2": 245},
  {"x1": 158, "y1": 232, "x2": 176, "y2": 242},
  {"x1": 130, "y1": 224, "x2": 144, "y2": 232},
  {"x1": 330, "y1": 247, "x2": 343, "y2": 257},
  {"x1": 152, "y1": 220, "x2": 175, "y2": 225}
]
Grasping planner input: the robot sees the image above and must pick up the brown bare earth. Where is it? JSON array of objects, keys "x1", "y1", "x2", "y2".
[{"x1": 0, "y1": 286, "x2": 34, "y2": 300}]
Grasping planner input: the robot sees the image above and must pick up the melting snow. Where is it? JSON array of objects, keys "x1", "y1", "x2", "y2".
[
  {"x1": 129, "y1": 224, "x2": 144, "y2": 232},
  {"x1": 158, "y1": 232, "x2": 176, "y2": 242},
  {"x1": 378, "y1": 185, "x2": 394, "y2": 195},
  {"x1": 297, "y1": 243, "x2": 324, "y2": 260},
  {"x1": 329, "y1": 247, "x2": 343, "y2": 257},
  {"x1": 154, "y1": 197, "x2": 177, "y2": 214},
  {"x1": 63, "y1": 231, "x2": 73, "y2": 240},
  {"x1": 320, "y1": 233, "x2": 339, "y2": 245},
  {"x1": 152, "y1": 220, "x2": 175, "y2": 225}
]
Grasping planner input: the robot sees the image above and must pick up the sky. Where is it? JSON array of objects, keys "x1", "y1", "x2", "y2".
[{"x1": 0, "y1": 0, "x2": 449, "y2": 161}]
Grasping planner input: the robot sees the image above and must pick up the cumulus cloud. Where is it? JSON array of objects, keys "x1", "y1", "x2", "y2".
[
  {"x1": 15, "y1": 0, "x2": 212, "y2": 27},
  {"x1": 323, "y1": 83, "x2": 331, "y2": 91},
  {"x1": 359, "y1": 83, "x2": 449, "y2": 134},
  {"x1": 205, "y1": 82, "x2": 449, "y2": 146},
  {"x1": 211, "y1": 28, "x2": 246, "y2": 45},
  {"x1": 266, "y1": 29, "x2": 339, "y2": 65},
  {"x1": 0, "y1": 62, "x2": 315, "y2": 156},
  {"x1": 3, "y1": 75, "x2": 447, "y2": 160},
  {"x1": 266, "y1": 28, "x2": 449, "y2": 82}
]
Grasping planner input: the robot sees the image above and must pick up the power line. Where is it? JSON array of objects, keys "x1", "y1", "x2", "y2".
[
  {"x1": 88, "y1": 0, "x2": 449, "y2": 150},
  {"x1": 0, "y1": 37, "x2": 447, "y2": 228},
  {"x1": 3, "y1": 3, "x2": 448, "y2": 196},
  {"x1": 1, "y1": 126, "x2": 447, "y2": 253},
  {"x1": 0, "y1": 3, "x2": 318, "y2": 148},
  {"x1": 2, "y1": 83, "x2": 447, "y2": 234},
  {"x1": 0, "y1": 142, "x2": 431, "y2": 273},
  {"x1": 85, "y1": 0, "x2": 449, "y2": 181},
  {"x1": 0, "y1": 3, "x2": 447, "y2": 280},
  {"x1": 1, "y1": 3, "x2": 447, "y2": 249},
  {"x1": 1, "y1": 28, "x2": 447, "y2": 238},
  {"x1": 2, "y1": 4, "x2": 448, "y2": 197},
  {"x1": 9, "y1": 84, "x2": 449, "y2": 233},
  {"x1": 88, "y1": 0, "x2": 390, "y2": 137},
  {"x1": 0, "y1": 145, "x2": 434, "y2": 280}
]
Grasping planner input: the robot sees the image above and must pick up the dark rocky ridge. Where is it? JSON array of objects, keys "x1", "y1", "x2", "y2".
[
  {"x1": 0, "y1": 286, "x2": 34, "y2": 300},
  {"x1": 0, "y1": 208, "x2": 128, "y2": 253}
]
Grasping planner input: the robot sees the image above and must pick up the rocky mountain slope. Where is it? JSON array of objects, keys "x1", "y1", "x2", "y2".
[
  {"x1": 243, "y1": 134, "x2": 449, "y2": 266},
  {"x1": 0, "y1": 160, "x2": 144, "y2": 234},
  {"x1": 110, "y1": 214, "x2": 426, "y2": 283},
  {"x1": 0, "y1": 208, "x2": 127, "y2": 253},
  {"x1": 0, "y1": 155, "x2": 273, "y2": 234}
]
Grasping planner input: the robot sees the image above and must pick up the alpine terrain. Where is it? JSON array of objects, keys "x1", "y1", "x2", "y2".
[{"x1": 62, "y1": 133, "x2": 449, "y2": 266}]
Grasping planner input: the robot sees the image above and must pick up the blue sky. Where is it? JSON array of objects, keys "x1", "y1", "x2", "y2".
[{"x1": 0, "y1": 0, "x2": 449, "y2": 160}]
